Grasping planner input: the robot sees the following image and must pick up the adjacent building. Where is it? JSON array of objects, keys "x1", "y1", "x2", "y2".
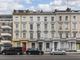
[
  {"x1": 0, "y1": 15, "x2": 12, "y2": 47},
  {"x1": 12, "y1": 8, "x2": 80, "y2": 52}
]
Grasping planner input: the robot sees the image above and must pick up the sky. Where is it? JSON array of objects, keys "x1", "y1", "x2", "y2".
[{"x1": 0, "y1": 0, "x2": 80, "y2": 14}]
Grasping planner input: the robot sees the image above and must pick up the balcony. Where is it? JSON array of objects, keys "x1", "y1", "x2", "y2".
[
  {"x1": 51, "y1": 22, "x2": 55, "y2": 24},
  {"x1": 58, "y1": 21, "x2": 63, "y2": 24},
  {"x1": 44, "y1": 30, "x2": 48, "y2": 33},
  {"x1": 64, "y1": 28, "x2": 70, "y2": 32},
  {"x1": 29, "y1": 30, "x2": 34, "y2": 32},
  {"x1": 1, "y1": 40, "x2": 11, "y2": 44},
  {"x1": 50, "y1": 30, "x2": 55, "y2": 32},
  {"x1": 72, "y1": 29, "x2": 78, "y2": 33},
  {"x1": 72, "y1": 20, "x2": 77, "y2": 24},
  {"x1": 64, "y1": 20, "x2": 70, "y2": 23},
  {"x1": 29, "y1": 21, "x2": 34, "y2": 24},
  {"x1": 67, "y1": 37, "x2": 76, "y2": 41},
  {"x1": 37, "y1": 28, "x2": 41, "y2": 31},
  {"x1": 1, "y1": 33, "x2": 11, "y2": 36},
  {"x1": 29, "y1": 38, "x2": 37, "y2": 41},
  {"x1": 58, "y1": 27, "x2": 63, "y2": 32},
  {"x1": 36, "y1": 22, "x2": 41, "y2": 24},
  {"x1": 1, "y1": 25, "x2": 12, "y2": 29},
  {"x1": 44, "y1": 21, "x2": 48, "y2": 24}
]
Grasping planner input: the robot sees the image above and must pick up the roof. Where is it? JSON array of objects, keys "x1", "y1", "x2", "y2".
[
  {"x1": 13, "y1": 10, "x2": 55, "y2": 15},
  {"x1": 13, "y1": 8, "x2": 80, "y2": 15},
  {"x1": 0, "y1": 15, "x2": 12, "y2": 18}
]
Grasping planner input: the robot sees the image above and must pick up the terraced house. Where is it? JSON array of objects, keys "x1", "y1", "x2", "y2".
[{"x1": 12, "y1": 8, "x2": 80, "y2": 52}]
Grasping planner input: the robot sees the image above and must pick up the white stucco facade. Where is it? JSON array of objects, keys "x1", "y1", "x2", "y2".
[{"x1": 13, "y1": 9, "x2": 80, "y2": 52}]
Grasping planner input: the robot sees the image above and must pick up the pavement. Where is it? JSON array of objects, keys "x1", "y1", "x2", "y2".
[
  {"x1": 44, "y1": 52, "x2": 80, "y2": 55},
  {"x1": 0, "y1": 52, "x2": 80, "y2": 60},
  {"x1": 0, "y1": 54, "x2": 80, "y2": 60}
]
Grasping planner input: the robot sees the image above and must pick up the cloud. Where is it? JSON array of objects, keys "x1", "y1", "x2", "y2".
[
  {"x1": 25, "y1": 0, "x2": 32, "y2": 4},
  {"x1": 38, "y1": 4, "x2": 51, "y2": 11},
  {"x1": 37, "y1": 0, "x2": 66, "y2": 11},
  {"x1": 0, "y1": 0, "x2": 80, "y2": 14},
  {"x1": 37, "y1": 0, "x2": 80, "y2": 11},
  {"x1": 52, "y1": 0, "x2": 62, "y2": 5},
  {"x1": 0, "y1": 0, "x2": 25, "y2": 14},
  {"x1": 0, "y1": 0, "x2": 33, "y2": 14}
]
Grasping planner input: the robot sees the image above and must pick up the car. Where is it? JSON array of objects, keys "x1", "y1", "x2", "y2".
[
  {"x1": 1, "y1": 47, "x2": 23, "y2": 55},
  {"x1": 26, "y1": 48, "x2": 44, "y2": 55},
  {"x1": 65, "y1": 50, "x2": 77, "y2": 52},
  {"x1": 50, "y1": 49, "x2": 66, "y2": 55}
]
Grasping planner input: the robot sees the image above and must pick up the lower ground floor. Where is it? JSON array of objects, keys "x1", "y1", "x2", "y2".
[
  {"x1": 1, "y1": 39, "x2": 80, "y2": 52},
  {"x1": 11, "y1": 39, "x2": 80, "y2": 52}
]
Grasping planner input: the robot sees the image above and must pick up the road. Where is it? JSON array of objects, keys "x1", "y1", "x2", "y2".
[{"x1": 0, "y1": 54, "x2": 80, "y2": 60}]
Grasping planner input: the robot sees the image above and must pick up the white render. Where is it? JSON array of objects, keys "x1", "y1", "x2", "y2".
[{"x1": 13, "y1": 9, "x2": 80, "y2": 52}]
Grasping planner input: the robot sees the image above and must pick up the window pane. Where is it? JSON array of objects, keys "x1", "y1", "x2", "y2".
[
  {"x1": 16, "y1": 24, "x2": 18, "y2": 28},
  {"x1": 23, "y1": 32, "x2": 26, "y2": 38},
  {"x1": 59, "y1": 16, "x2": 62, "y2": 21},
  {"x1": 30, "y1": 17, "x2": 33, "y2": 21},
  {"x1": 37, "y1": 17, "x2": 40, "y2": 21},
  {"x1": 16, "y1": 32, "x2": 19, "y2": 38},
  {"x1": 46, "y1": 43, "x2": 50, "y2": 49},
  {"x1": 44, "y1": 24, "x2": 47, "y2": 29},
  {"x1": 51, "y1": 24, "x2": 54, "y2": 29},
  {"x1": 32, "y1": 43, "x2": 35, "y2": 48},
  {"x1": 44, "y1": 17, "x2": 47, "y2": 21},
  {"x1": 30, "y1": 24, "x2": 33, "y2": 30},
  {"x1": 30, "y1": 32, "x2": 33, "y2": 39},
  {"x1": 65, "y1": 16, "x2": 68, "y2": 21},
  {"x1": 37, "y1": 32, "x2": 40, "y2": 39},
  {"x1": 73, "y1": 16, "x2": 76, "y2": 19},
  {"x1": 51, "y1": 17, "x2": 54, "y2": 21}
]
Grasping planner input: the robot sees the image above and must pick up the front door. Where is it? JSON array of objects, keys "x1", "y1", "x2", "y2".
[
  {"x1": 54, "y1": 42, "x2": 58, "y2": 51},
  {"x1": 22, "y1": 42, "x2": 26, "y2": 52},
  {"x1": 38, "y1": 42, "x2": 43, "y2": 50}
]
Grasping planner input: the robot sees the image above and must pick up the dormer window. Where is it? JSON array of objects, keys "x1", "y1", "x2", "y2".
[
  {"x1": 66, "y1": 8, "x2": 71, "y2": 12},
  {"x1": 24, "y1": 10, "x2": 26, "y2": 13}
]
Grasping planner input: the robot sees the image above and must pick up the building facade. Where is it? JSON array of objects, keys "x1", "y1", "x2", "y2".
[
  {"x1": 13, "y1": 8, "x2": 80, "y2": 52},
  {"x1": 0, "y1": 15, "x2": 12, "y2": 47}
]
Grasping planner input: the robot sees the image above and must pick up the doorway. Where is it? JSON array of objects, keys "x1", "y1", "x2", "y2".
[
  {"x1": 54, "y1": 42, "x2": 58, "y2": 51},
  {"x1": 22, "y1": 42, "x2": 26, "y2": 52},
  {"x1": 38, "y1": 42, "x2": 43, "y2": 50}
]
